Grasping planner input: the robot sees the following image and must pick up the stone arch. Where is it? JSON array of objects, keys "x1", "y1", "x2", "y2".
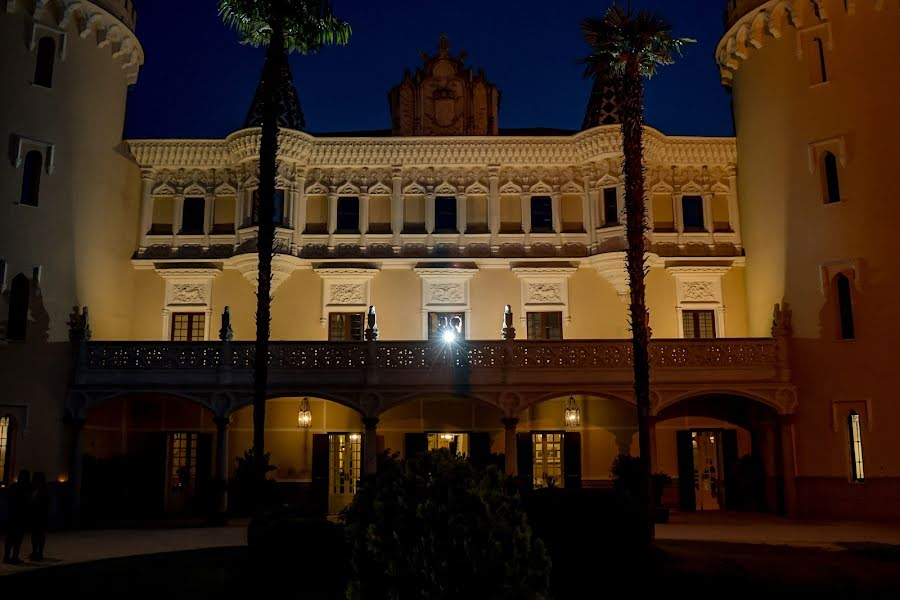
[{"x1": 656, "y1": 388, "x2": 788, "y2": 419}]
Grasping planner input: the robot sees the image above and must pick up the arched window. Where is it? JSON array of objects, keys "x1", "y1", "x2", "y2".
[
  {"x1": 814, "y1": 38, "x2": 827, "y2": 82},
  {"x1": 823, "y1": 151, "x2": 840, "y2": 204},
  {"x1": 6, "y1": 273, "x2": 30, "y2": 342},
  {"x1": 21, "y1": 150, "x2": 43, "y2": 207},
  {"x1": 836, "y1": 273, "x2": 855, "y2": 340},
  {"x1": 35, "y1": 37, "x2": 56, "y2": 88},
  {"x1": 0, "y1": 416, "x2": 14, "y2": 486},
  {"x1": 848, "y1": 411, "x2": 864, "y2": 482}
]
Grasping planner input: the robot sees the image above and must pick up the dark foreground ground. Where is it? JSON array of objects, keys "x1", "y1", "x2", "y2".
[{"x1": 5, "y1": 539, "x2": 900, "y2": 598}]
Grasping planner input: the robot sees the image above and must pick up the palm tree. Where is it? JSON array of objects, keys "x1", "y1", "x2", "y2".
[
  {"x1": 581, "y1": 3, "x2": 692, "y2": 543},
  {"x1": 219, "y1": 0, "x2": 350, "y2": 490}
]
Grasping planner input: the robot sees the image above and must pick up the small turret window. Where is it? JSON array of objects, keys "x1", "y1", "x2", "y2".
[
  {"x1": 35, "y1": 37, "x2": 56, "y2": 88},
  {"x1": 823, "y1": 152, "x2": 841, "y2": 204},
  {"x1": 21, "y1": 151, "x2": 43, "y2": 207},
  {"x1": 6, "y1": 274, "x2": 30, "y2": 342},
  {"x1": 836, "y1": 273, "x2": 855, "y2": 340},
  {"x1": 848, "y1": 411, "x2": 864, "y2": 482},
  {"x1": 808, "y1": 36, "x2": 828, "y2": 85}
]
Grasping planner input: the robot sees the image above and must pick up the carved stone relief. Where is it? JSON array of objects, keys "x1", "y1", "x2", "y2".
[
  {"x1": 171, "y1": 284, "x2": 206, "y2": 305},
  {"x1": 428, "y1": 282, "x2": 465, "y2": 304},
  {"x1": 329, "y1": 283, "x2": 365, "y2": 305},
  {"x1": 682, "y1": 281, "x2": 716, "y2": 302},
  {"x1": 526, "y1": 282, "x2": 563, "y2": 304}
]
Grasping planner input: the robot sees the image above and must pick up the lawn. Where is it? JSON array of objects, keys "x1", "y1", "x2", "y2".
[{"x1": 5, "y1": 540, "x2": 900, "y2": 598}]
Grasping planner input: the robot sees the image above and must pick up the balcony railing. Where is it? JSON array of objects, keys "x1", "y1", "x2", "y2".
[{"x1": 81, "y1": 338, "x2": 782, "y2": 373}]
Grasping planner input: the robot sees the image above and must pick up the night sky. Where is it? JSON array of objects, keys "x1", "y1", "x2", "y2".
[{"x1": 124, "y1": 0, "x2": 733, "y2": 140}]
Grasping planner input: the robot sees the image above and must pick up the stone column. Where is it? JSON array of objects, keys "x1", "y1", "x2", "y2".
[
  {"x1": 327, "y1": 192, "x2": 338, "y2": 235},
  {"x1": 726, "y1": 168, "x2": 742, "y2": 248},
  {"x1": 234, "y1": 188, "x2": 244, "y2": 232},
  {"x1": 520, "y1": 193, "x2": 531, "y2": 234},
  {"x1": 425, "y1": 192, "x2": 436, "y2": 235},
  {"x1": 673, "y1": 190, "x2": 684, "y2": 247},
  {"x1": 359, "y1": 192, "x2": 370, "y2": 244},
  {"x1": 363, "y1": 417, "x2": 379, "y2": 477},
  {"x1": 173, "y1": 193, "x2": 184, "y2": 237},
  {"x1": 588, "y1": 185, "x2": 600, "y2": 246},
  {"x1": 456, "y1": 193, "x2": 467, "y2": 235},
  {"x1": 203, "y1": 193, "x2": 214, "y2": 247},
  {"x1": 551, "y1": 191, "x2": 562, "y2": 234},
  {"x1": 292, "y1": 173, "x2": 307, "y2": 247},
  {"x1": 69, "y1": 417, "x2": 85, "y2": 521},
  {"x1": 580, "y1": 181, "x2": 592, "y2": 236},
  {"x1": 702, "y1": 191, "x2": 714, "y2": 246},
  {"x1": 779, "y1": 414, "x2": 798, "y2": 517},
  {"x1": 391, "y1": 168, "x2": 404, "y2": 248},
  {"x1": 488, "y1": 167, "x2": 500, "y2": 247},
  {"x1": 502, "y1": 417, "x2": 519, "y2": 477},
  {"x1": 139, "y1": 170, "x2": 154, "y2": 248}
]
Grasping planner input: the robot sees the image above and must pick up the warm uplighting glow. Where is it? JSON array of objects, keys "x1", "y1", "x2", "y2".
[
  {"x1": 564, "y1": 396, "x2": 581, "y2": 428},
  {"x1": 57, "y1": 473, "x2": 69, "y2": 483},
  {"x1": 297, "y1": 397, "x2": 312, "y2": 428}
]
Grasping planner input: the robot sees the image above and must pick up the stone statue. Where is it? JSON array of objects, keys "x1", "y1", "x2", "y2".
[{"x1": 219, "y1": 306, "x2": 234, "y2": 342}]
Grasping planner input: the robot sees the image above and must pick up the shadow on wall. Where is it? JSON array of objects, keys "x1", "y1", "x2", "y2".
[{"x1": 0, "y1": 273, "x2": 50, "y2": 344}]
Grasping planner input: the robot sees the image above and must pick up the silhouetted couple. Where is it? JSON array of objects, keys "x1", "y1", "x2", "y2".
[{"x1": 3, "y1": 470, "x2": 49, "y2": 564}]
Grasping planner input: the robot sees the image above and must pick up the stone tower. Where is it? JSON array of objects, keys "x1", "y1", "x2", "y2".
[
  {"x1": 718, "y1": 0, "x2": 900, "y2": 518},
  {"x1": 0, "y1": 0, "x2": 144, "y2": 479}
]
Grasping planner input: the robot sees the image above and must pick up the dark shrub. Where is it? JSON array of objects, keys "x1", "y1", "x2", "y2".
[
  {"x1": 524, "y1": 487, "x2": 644, "y2": 597},
  {"x1": 247, "y1": 516, "x2": 348, "y2": 597},
  {"x1": 229, "y1": 449, "x2": 277, "y2": 515},
  {"x1": 343, "y1": 449, "x2": 551, "y2": 600}
]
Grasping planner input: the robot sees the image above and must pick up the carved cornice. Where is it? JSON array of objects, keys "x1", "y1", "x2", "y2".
[
  {"x1": 127, "y1": 125, "x2": 736, "y2": 173},
  {"x1": 10, "y1": 0, "x2": 145, "y2": 84}
]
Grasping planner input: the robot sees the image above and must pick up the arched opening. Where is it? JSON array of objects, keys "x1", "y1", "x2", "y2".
[
  {"x1": 0, "y1": 415, "x2": 16, "y2": 486},
  {"x1": 20, "y1": 150, "x2": 43, "y2": 207},
  {"x1": 6, "y1": 273, "x2": 30, "y2": 342},
  {"x1": 231, "y1": 395, "x2": 367, "y2": 516},
  {"x1": 656, "y1": 394, "x2": 784, "y2": 513},
  {"x1": 34, "y1": 36, "x2": 56, "y2": 88},
  {"x1": 81, "y1": 394, "x2": 217, "y2": 519},
  {"x1": 836, "y1": 273, "x2": 855, "y2": 340},
  {"x1": 517, "y1": 394, "x2": 637, "y2": 490},
  {"x1": 823, "y1": 151, "x2": 841, "y2": 204}
]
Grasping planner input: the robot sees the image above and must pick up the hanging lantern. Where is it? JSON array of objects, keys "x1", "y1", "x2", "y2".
[
  {"x1": 297, "y1": 397, "x2": 312, "y2": 428},
  {"x1": 564, "y1": 396, "x2": 581, "y2": 428}
]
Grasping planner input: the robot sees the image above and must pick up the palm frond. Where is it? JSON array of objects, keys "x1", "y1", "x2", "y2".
[
  {"x1": 219, "y1": 0, "x2": 351, "y2": 54},
  {"x1": 580, "y1": 2, "x2": 694, "y2": 80}
]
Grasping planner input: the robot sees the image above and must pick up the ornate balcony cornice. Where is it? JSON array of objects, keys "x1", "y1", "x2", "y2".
[{"x1": 128, "y1": 125, "x2": 736, "y2": 172}]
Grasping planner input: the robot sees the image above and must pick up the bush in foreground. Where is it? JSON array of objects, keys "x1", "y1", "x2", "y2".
[{"x1": 343, "y1": 450, "x2": 551, "y2": 599}]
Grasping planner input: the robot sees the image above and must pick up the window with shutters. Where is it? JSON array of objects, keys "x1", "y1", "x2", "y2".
[
  {"x1": 170, "y1": 313, "x2": 205, "y2": 341},
  {"x1": 168, "y1": 433, "x2": 198, "y2": 493},
  {"x1": 848, "y1": 411, "x2": 865, "y2": 482},
  {"x1": 328, "y1": 313, "x2": 364, "y2": 342},
  {"x1": 0, "y1": 416, "x2": 13, "y2": 486},
  {"x1": 526, "y1": 312, "x2": 563, "y2": 340},
  {"x1": 682, "y1": 310, "x2": 716, "y2": 339},
  {"x1": 532, "y1": 432, "x2": 564, "y2": 488}
]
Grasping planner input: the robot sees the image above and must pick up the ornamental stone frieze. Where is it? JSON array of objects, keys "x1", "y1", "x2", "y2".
[{"x1": 128, "y1": 125, "x2": 736, "y2": 172}]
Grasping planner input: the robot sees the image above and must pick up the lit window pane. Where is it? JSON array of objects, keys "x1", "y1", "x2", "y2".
[
  {"x1": 0, "y1": 416, "x2": 9, "y2": 485},
  {"x1": 849, "y1": 413, "x2": 865, "y2": 482},
  {"x1": 532, "y1": 432, "x2": 564, "y2": 488}
]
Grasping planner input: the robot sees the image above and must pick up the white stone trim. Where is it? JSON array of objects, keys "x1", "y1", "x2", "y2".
[
  {"x1": 807, "y1": 135, "x2": 848, "y2": 174},
  {"x1": 512, "y1": 267, "x2": 577, "y2": 330},
  {"x1": 667, "y1": 266, "x2": 732, "y2": 338},
  {"x1": 13, "y1": 135, "x2": 55, "y2": 175},
  {"x1": 156, "y1": 267, "x2": 221, "y2": 341},
  {"x1": 314, "y1": 268, "x2": 378, "y2": 328},
  {"x1": 414, "y1": 268, "x2": 478, "y2": 339},
  {"x1": 819, "y1": 258, "x2": 861, "y2": 296},
  {"x1": 29, "y1": 21, "x2": 67, "y2": 60}
]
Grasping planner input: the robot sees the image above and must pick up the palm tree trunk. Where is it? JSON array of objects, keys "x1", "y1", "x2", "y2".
[
  {"x1": 251, "y1": 20, "x2": 285, "y2": 498},
  {"x1": 620, "y1": 55, "x2": 654, "y2": 543}
]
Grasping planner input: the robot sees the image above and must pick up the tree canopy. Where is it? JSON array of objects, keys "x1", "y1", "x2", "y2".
[{"x1": 219, "y1": 0, "x2": 351, "y2": 52}]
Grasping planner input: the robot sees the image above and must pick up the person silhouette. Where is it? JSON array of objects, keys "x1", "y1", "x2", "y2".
[
  {"x1": 29, "y1": 472, "x2": 49, "y2": 561},
  {"x1": 3, "y1": 470, "x2": 31, "y2": 564}
]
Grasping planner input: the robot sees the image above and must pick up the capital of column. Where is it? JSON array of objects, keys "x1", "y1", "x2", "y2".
[
  {"x1": 214, "y1": 416, "x2": 231, "y2": 430},
  {"x1": 501, "y1": 417, "x2": 519, "y2": 430},
  {"x1": 362, "y1": 416, "x2": 379, "y2": 429}
]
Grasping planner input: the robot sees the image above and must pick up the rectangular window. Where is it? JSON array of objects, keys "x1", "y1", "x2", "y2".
[
  {"x1": 252, "y1": 189, "x2": 286, "y2": 226},
  {"x1": 427, "y1": 433, "x2": 469, "y2": 456},
  {"x1": 0, "y1": 416, "x2": 10, "y2": 486},
  {"x1": 329, "y1": 433, "x2": 362, "y2": 497},
  {"x1": 530, "y1": 196, "x2": 553, "y2": 232},
  {"x1": 428, "y1": 312, "x2": 466, "y2": 341},
  {"x1": 181, "y1": 197, "x2": 206, "y2": 234},
  {"x1": 682, "y1": 195, "x2": 705, "y2": 231},
  {"x1": 170, "y1": 313, "x2": 206, "y2": 342},
  {"x1": 328, "y1": 313, "x2": 364, "y2": 342},
  {"x1": 807, "y1": 36, "x2": 828, "y2": 85},
  {"x1": 532, "y1": 432, "x2": 564, "y2": 488},
  {"x1": 526, "y1": 312, "x2": 563, "y2": 340},
  {"x1": 682, "y1": 310, "x2": 716, "y2": 339},
  {"x1": 603, "y1": 188, "x2": 619, "y2": 226},
  {"x1": 434, "y1": 196, "x2": 458, "y2": 232},
  {"x1": 848, "y1": 412, "x2": 865, "y2": 482},
  {"x1": 168, "y1": 432, "x2": 198, "y2": 493},
  {"x1": 336, "y1": 196, "x2": 360, "y2": 232}
]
